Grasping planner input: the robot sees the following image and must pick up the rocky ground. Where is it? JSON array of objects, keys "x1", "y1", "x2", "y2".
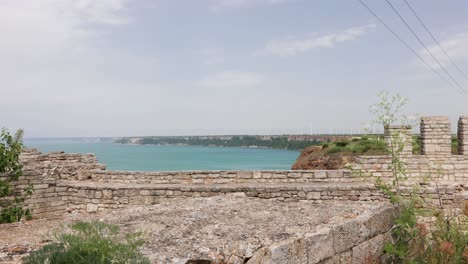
[{"x1": 0, "y1": 196, "x2": 389, "y2": 264}]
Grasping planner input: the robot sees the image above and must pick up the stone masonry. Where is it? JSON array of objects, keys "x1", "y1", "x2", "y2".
[
  {"x1": 384, "y1": 125, "x2": 412, "y2": 156},
  {"x1": 421, "y1": 116, "x2": 452, "y2": 155},
  {"x1": 459, "y1": 116, "x2": 468, "y2": 155}
]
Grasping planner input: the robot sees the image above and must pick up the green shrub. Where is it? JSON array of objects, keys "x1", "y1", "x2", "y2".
[
  {"x1": 0, "y1": 128, "x2": 33, "y2": 224},
  {"x1": 23, "y1": 221, "x2": 150, "y2": 264},
  {"x1": 351, "y1": 138, "x2": 360, "y2": 142},
  {"x1": 335, "y1": 141, "x2": 349, "y2": 147},
  {"x1": 326, "y1": 146, "x2": 343, "y2": 154}
]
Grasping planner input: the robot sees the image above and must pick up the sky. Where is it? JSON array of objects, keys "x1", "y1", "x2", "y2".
[{"x1": 1, "y1": 0, "x2": 468, "y2": 137}]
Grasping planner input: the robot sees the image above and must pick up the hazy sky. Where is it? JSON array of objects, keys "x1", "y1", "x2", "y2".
[{"x1": 2, "y1": 0, "x2": 468, "y2": 137}]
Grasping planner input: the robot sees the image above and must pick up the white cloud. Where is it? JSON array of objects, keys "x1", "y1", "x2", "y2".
[
  {"x1": 418, "y1": 32, "x2": 468, "y2": 69},
  {"x1": 197, "y1": 71, "x2": 265, "y2": 89},
  {"x1": 0, "y1": 0, "x2": 127, "y2": 64},
  {"x1": 265, "y1": 23, "x2": 376, "y2": 57},
  {"x1": 210, "y1": 0, "x2": 289, "y2": 10}
]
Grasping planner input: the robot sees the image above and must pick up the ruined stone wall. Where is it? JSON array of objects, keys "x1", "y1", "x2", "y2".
[
  {"x1": 61, "y1": 181, "x2": 464, "y2": 214},
  {"x1": 1, "y1": 149, "x2": 105, "y2": 219}
]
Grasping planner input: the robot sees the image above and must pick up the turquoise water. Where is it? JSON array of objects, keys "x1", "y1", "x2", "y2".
[{"x1": 24, "y1": 138, "x2": 300, "y2": 171}]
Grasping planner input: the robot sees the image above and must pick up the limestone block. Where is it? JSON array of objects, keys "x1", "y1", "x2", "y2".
[
  {"x1": 305, "y1": 227, "x2": 334, "y2": 264},
  {"x1": 314, "y1": 171, "x2": 327, "y2": 179},
  {"x1": 332, "y1": 219, "x2": 362, "y2": 253},
  {"x1": 103, "y1": 190, "x2": 113, "y2": 199},
  {"x1": 86, "y1": 203, "x2": 98, "y2": 213},
  {"x1": 352, "y1": 233, "x2": 389, "y2": 263},
  {"x1": 307, "y1": 192, "x2": 321, "y2": 200},
  {"x1": 246, "y1": 239, "x2": 307, "y2": 264}
]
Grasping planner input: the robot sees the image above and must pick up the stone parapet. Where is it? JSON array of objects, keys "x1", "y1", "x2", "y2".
[
  {"x1": 384, "y1": 126, "x2": 412, "y2": 156},
  {"x1": 459, "y1": 116, "x2": 468, "y2": 155},
  {"x1": 421, "y1": 116, "x2": 451, "y2": 156},
  {"x1": 60, "y1": 181, "x2": 466, "y2": 214},
  {"x1": 89, "y1": 169, "x2": 355, "y2": 184}
]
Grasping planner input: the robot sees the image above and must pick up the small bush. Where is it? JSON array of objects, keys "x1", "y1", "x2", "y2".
[
  {"x1": 23, "y1": 221, "x2": 150, "y2": 264},
  {"x1": 326, "y1": 146, "x2": 343, "y2": 154},
  {"x1": 321, "y1": 143, "x2": 329, "y2": 149},
  {"x1": 0, "y1": 128, "x2": 33, "y2": 224},
  {"x1": 335, "y1": 141, "x2": 349, "y2": 147},
  {"x1": 352, "y1": 138, "x2": 360, "y2": 142}
]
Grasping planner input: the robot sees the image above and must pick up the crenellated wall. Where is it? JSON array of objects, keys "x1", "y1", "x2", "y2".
[{"x1": 354, "y1": 116, "x2": 468, "y2": 183}]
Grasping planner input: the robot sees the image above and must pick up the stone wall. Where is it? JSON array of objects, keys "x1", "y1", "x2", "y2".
[
  {"x1": 354, "y1": 155, "x2": 468, "y2": 182},
  {"x1": 62, "y1": 181, "x2": 464, "y2": 214},
  {"x1": 0, "y1": 149, "x2": 105, "y2": 219},
  {"x1": 89, "y1": 170, "x2": 354, "y2": 184}
]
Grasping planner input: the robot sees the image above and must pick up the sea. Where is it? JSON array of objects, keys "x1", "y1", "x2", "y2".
[{"x1": 23, "y1": 138, "x2": 300, "y2": 171}]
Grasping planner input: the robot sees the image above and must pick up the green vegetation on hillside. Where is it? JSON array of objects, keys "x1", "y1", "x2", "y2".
[
  {"x1": 116, "y1": 134, "x2": 461, "y2": 154},
  {"x1": 321, "y1": 135, "x2": 460, "y2": 156},
  {"x1": 322, "y1": 136, "x2": 387, "y2": 155}
]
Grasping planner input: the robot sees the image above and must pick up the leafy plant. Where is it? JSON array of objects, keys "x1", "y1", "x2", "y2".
[
  {"x1": 368, "y1": 92, "x2": 468, "y2": 263},
  {"x1": 0, "y1": 128, "x2": 33, "y2": 223},
  {"x1": 23, "y1": 221, "x2": 150, "y2": 264}
]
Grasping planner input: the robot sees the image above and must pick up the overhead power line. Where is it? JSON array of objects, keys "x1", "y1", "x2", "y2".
[
  {"x1": 384, "y1": 0, "x2": 466, "y2": 94},
  {"x1": 357, "y1": 0, "x2": 466, "y2": 96},
  {"x1": 402, "y1": 0, "x2": 468, "y2": 81}
]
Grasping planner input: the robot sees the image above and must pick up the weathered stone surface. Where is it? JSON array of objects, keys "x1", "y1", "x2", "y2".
[
  {"x1": 352, "y1": 233, "x2": 389, "y2": 263},
  {"x1": 305, "y1": 227, "x2": 335, "y2": 264},
  {"x1": 0, "y1": 197, "x2": 396, "y2": 264}
]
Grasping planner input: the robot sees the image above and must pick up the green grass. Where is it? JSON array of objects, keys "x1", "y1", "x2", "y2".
[
  {"x1": 23, "y1": 221, "x2": 150, "y2": 264},
  {"x1": 323, "y1": 136, "x2": 387, "y2": 155}
]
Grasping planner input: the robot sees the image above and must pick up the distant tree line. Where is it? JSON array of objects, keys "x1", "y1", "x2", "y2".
[{"x1": 115, "y1": 136, "x2": 322, "y2": 150}]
